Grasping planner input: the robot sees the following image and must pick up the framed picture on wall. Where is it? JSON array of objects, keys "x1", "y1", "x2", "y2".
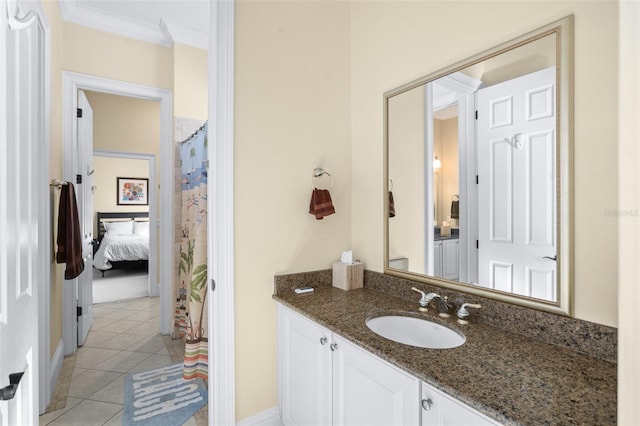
[{"x1": 117, "y1": 177, "x2": 149, "y2": 205}]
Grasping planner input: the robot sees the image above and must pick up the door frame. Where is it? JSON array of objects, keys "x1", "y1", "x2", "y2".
[
  {"x1": 93, "y1": 150, "x2": 158, "y2": 298},
  {"x1": 208, "y1": 1, "x2": 236, "y2": 424},
  {"x1": 61, "y1": 72, "x2": 173, "y2": 358}
]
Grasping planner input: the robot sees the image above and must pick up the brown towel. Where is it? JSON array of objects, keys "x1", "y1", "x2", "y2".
[
  {"x1": 309, "y1": 188, "x2": 335, "y2": 220},
  {"x1": 451, "y1": 199, "x2": 459, "y2": 219},
  {"x1": 56, "y1": 183, "x2": 85, "y2": 280},
  {"x1": 388, "y1": 191, "x2": 396, "y2": 218}
]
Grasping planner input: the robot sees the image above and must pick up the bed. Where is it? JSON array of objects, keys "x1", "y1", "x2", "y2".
[{"x1": 93, "y1": 212, "x2": 150, "y2": 276}]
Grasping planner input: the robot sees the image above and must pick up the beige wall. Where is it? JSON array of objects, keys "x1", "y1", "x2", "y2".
[
  {"x1": 62, "y1": 22, "x2": 173, "y2": 90},
  {"x1": 42, "y1": 3, "x2": 192, "y2": 358},
  {"x1": 42, "y1": 0, "x2": 65, "y2": 358},
  {"x1": 85, "y1": 91, "x2": 161, "y2": 155},
  {"x1": 234, "y1": 0, "x2": 619, "y2": 420},
  {"x1": 235, "y1": 0, "x2": 351, "y2": 419},
  {"x1": 388, "y1": 85, "x2": 425, "y2": 273},
  {"x1": 439, "y1": 117, "x2": 458, "y2": 227},
  {"x1": 350, "y1": 1, "x2": 618, "y2": 328},
  {"x1": 173, "y1": 44, "x2": 208, "y2": 121},
  {"x1": 92, "y1": 157, "x2": 149, "y2": 234}
]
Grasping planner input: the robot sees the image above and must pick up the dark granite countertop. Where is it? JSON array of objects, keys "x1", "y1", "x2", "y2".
[{"x1": 273, "y1": 283, "x2": 616, "y2": 425}]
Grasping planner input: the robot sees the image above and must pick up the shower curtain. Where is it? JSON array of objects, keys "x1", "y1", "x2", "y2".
[{"x1": 177, "y1": 123, "x2": 208, "y2": 381}]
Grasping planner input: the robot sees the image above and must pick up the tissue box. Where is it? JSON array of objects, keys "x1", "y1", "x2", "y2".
[
  {"x1": 440, "y1": 224, "x2": 451, "y2": 237},
  {"x1": 332, "y1": 261, "x2": 364, "y2": 291}
]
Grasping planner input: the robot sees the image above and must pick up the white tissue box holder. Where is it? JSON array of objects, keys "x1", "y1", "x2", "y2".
[{"x1": 332, "y1": 261, "x2": 364, "y2": 291}]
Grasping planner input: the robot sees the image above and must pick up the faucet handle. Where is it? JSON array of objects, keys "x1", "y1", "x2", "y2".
[
  {"x1": 411, "y1": 287, "x2": 429, "y2": 311},
  {"x1": 456, "y1": 303, "x2": 481, "y2": 324}
]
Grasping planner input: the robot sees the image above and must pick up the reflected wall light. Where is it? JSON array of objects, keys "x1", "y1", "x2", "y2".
[{"x1": 433, "y1": 155, "x2": 442, "y2": 170}]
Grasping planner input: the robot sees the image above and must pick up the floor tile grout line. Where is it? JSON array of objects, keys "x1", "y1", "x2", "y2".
[
  {"x1": 42, "y1": 296, "x2": 179, "y2": 425},
  {"x1": 101, "y1": 407, "x2": 124, "y2": 426}
]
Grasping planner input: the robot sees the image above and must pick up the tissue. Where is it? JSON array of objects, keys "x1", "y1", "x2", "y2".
[
  {"x1": 441, "y1": 221, "x2": 451, "y2": 237},
  {"x1": 340, "y1": 250, "x2": 353, "y2": 264}
]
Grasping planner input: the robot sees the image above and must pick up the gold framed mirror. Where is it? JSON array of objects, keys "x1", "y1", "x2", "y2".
[{"x1": 384, "y1": 16, "x2": 573, "y2": 315}]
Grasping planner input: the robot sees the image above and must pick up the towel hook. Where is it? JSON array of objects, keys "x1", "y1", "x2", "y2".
[
  {"x1": 311, "y1": 167, "x2": 334, "y2": 189},
  {"x1": 389, "y1": 178, "x2": 394, "y2": 192}
]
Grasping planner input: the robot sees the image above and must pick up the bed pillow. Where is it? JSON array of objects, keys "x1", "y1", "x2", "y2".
[
  {"x1": 104, "y1": 220, "x2": 134, "y2": 236},
  {"x1": 133, "y1": 220, "x2": 150, "y2": 236}
]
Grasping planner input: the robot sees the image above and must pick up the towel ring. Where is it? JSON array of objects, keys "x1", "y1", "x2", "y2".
[
  {"x1": 311, "y1": 167, "x2": 334, "y2": 189},
  {"x1": 452, "y1": 194, "x2": 459, "y2": 201}
]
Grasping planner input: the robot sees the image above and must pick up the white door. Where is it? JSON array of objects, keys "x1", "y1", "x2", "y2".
[
  {"x1": 477, "y1": 67, "x2": 556, "y2": 300},
  {"x1": 0, "y1": 0, "x2": 47, "y2": 423},
  {"x1": 278, "y1": 305, "x2": 332, "y2": 426},
  {"x1": 76, "y1": 90, "x2": 94, "y2": 345},
  {"x1": 332, "y1": 335, "x2": 420, "y2": 426}
]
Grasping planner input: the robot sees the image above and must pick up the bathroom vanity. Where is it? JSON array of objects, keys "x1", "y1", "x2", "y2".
[
  {"x1": 278, "y1": 303, "x2": 498, "y2": 425},
  {"x1": 273, "y1": 271, "x2": 616, "y2": 426}
]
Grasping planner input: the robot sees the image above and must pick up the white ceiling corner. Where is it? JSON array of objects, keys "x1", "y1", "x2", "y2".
[{"x1": 58, "y1": 0, "x2": 209, "y2": 50}]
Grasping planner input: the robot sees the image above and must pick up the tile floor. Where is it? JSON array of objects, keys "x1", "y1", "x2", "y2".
[{"x1": 39, "y1": 297, "x2": 199, "y2": 426}]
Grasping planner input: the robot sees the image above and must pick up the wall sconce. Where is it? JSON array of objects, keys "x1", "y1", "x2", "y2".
[{"x1": 433, "y1": 155, "x2": 442, "y2": 170}]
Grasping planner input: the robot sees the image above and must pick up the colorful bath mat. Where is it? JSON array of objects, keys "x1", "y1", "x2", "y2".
[{"x1": 123, "y1": 363, "x2": 207, "y2": 426}]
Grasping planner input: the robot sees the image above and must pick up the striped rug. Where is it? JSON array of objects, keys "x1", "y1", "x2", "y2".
[{"x1": 123, "y1": 363, "x2": 207, "y2": 426}]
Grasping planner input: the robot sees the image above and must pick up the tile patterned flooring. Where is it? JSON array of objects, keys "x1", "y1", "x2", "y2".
[{"x1": 39, "y1": 297, "x2": 200, "y2": 426}]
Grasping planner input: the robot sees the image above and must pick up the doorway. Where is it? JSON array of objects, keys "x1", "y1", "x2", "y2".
[
  {"x1": 92, "y1": 150, "x2": 157, "y2": 303},
  {"x1": 61, "y1": 72, "x2": 173, "y2": 358}
]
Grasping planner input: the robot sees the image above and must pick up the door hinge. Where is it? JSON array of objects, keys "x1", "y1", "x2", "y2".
[
  {"x1": 476, "y1": 240, "x2": 479, "y2": 249},
  {"x1": 476, "y1": 175, "x2": 479, "y2": 184},
  {"x1": 77, "y1": 306, "x2": 83, "y2": 317},
  {"x1": 76, "y1": 174, "x2": 82, "y2": 184},
  {"x1": 0, "y1": 372, "x2": 24, "y2": 401},
  {"x1": 475, "y1": 110, "x2": 478, "y2": 120},
  {"x1": 77, "y1": 108, "x2": 83, "y2": 118},
  {"x1": 210, "y1": 279, "x2": 216, "y2": 292}
]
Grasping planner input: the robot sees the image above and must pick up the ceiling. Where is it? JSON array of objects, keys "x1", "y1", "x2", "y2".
[{"x1": 59, "y1": 0, "x2": 210, "y2": 49}]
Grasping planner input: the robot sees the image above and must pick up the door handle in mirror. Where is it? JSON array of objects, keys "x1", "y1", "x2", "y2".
[
  {"x1": 0, "y1": 372, "x2": 24, "y2": 401},
  {"x1": 543, "y1": 255, "x2": 557, "y2": 261}
]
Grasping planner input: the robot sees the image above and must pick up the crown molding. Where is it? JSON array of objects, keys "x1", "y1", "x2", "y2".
[
  {"x1": 160, "y1": 18, "x2": 208, "y2": 50},
  {"x1": 59, "y1": 0, "x2": 208, "y2": 50}
]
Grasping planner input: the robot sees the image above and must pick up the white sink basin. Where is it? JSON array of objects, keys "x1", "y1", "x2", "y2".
[{"x1": 366, "y1": 315, "x2": 465, "y2": 349}]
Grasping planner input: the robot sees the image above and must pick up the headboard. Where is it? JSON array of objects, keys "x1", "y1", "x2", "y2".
[{"x1": 96, "y1": 211, "x2": 149, "y2": 242}]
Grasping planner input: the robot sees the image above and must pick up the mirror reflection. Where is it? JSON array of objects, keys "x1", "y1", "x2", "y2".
[{"x1": 385, "y1": 20, "x2": 571, "y2": 312}]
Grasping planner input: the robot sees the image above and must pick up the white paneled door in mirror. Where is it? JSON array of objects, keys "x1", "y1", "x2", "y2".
[{"x1": 384, "y1": 16, "x2": 573, "y2": 315}]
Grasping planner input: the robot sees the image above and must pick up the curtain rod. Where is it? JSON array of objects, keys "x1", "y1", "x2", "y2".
[{"x1": 180, "y1": 121, "x2": 207, "y2": 145}]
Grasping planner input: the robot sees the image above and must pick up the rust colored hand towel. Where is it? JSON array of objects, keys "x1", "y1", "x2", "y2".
[
  {"x1": 388, "y1": 191, "x2": 396, "y2": 218},
  {"x1": 309, "y1": 188, "x2": 336, "y2": 220},
  {"x1": 56, "y1": 183, "x2": 85, "y2": 280}
]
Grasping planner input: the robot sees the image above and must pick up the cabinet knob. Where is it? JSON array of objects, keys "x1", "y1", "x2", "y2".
[
  {"x1": 330, "y1": 343, "x2": 338, "y2": 351},
  {"x1": 320, "y1": 337, "x2": 328, "y2": 345},
  {"x1": 421, "y1": 398, "x2": 433, "y2": 411}
]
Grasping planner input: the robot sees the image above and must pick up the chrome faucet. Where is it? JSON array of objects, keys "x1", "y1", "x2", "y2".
[
  {"x1": 410, "y1": 287, "x2": 450, "y2": 315},
  {"x1": 456, "y1": 303, "x2": 481, "y2": 324}
]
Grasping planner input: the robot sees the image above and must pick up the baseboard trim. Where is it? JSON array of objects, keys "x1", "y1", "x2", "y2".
[
  {"x1": 236, "y1": 407, "x2": 281, "y2": 426},
  {"x1": 49, "y1": 338, "x2": 64, "y2": 396}
]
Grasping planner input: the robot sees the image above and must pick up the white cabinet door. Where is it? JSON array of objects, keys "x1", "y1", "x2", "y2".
[
  {"x1": 278, "y1": 305, "x2": 332, "y2": 426},
  {"x1": 421, "y1": 382, "x2": 500, "y2": 426},
  {"x1": 433, "y1": 242, "x2": 442, "y2": 277},
  {"x1": 332, "y1": 335, "x2": 420, "y2": 426},
  {"x1": 441, "y1": 240, "x2": 459, "y2": 281}
]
